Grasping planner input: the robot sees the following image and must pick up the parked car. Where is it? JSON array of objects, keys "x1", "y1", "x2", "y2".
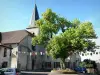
[
  {"x1": 0, "y1": 69, "x2": 5, "y2": 75},
  {"x1": 74, "y1": 66, "x2": 87, "y2": 73},
  {"x1": 1, "y1": 68, "x2": 20, "y2": 75}
]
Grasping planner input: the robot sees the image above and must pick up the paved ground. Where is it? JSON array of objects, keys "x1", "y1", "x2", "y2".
[{"x1": 20, "y1": 72, "x2": 98, "y2": 75}]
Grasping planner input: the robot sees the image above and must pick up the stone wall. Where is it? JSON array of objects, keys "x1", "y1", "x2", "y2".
[{"x1": 18, "y1": 36, "x2": 32, "y2": 70}]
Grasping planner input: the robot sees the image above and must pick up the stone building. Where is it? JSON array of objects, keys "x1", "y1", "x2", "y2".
[{"x1": 0, "y1": 30, "x2": 34, "y2": 70}]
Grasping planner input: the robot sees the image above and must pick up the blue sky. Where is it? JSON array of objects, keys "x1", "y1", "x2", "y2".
[{"x1": 0, "y1": 0, "x2": 100, "y2": 36}]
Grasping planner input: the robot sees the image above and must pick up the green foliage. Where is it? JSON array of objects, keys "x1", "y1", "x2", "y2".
[
  {"x1": 79, "y1": 62, "x2": 86, "y2": 67},
  {"x1": 32, "y1": 9, "x2": 97, "y2": 69},
  {"x1": 83, "y1": 59, "x2": 97, "y2": 68},
  {"x1": 79, "y1": 61, "x2": 93, "y2": 68},
  {"x1": 46, "y1": 36, "x2": 69, "y2": 59},
  {"x1": 71, "y1": 18, "x2": 80, "y2": 27},
  {"x1": 85, "y1": 64, "x2": 93, "y2": 68},
  {"x1": 79, "y1": 59, "x2": 97, "y2": 68}
]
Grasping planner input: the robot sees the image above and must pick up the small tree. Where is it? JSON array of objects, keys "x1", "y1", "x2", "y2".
[{"x1": 32, "y1": 9, "x2": 97, "y2": 69}]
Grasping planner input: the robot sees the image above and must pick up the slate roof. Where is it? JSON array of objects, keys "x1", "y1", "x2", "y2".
[{"x1": 1, "y1": 30, "x2": 32, "y2": 44}]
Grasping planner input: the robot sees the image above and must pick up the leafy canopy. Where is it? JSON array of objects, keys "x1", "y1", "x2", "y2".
[{"x1": 32, "y1": 9, "x2": 97, "y2": 59}]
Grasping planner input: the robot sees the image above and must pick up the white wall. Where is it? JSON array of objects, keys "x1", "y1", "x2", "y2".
[
  {"x1": 80, "y1": 50, "x2": 100, "y2": 62},
  {"x1": 11, "y1": 44, "x2": 18, "y2": 68},
  {"x1": 80, "y1": 38, "x2": 100, "y2": 62}
]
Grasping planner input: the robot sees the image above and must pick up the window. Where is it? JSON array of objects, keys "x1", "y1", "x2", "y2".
[
  {"x1": 90, "y1": 53, "x2": 92, "y2": 56},
  {"x1": 4, "y1": 48, "x2": 7, "y2": 57},
  {"x1": 2, "y1": 62, "x2": 8, "y2": 68},
  {"x1": 47, "y1": 55, "x2": 49, "y2": 59},
  {"x1": 65, "y1": 62, "x2": 70, "y2": 68},
  {"x1": 73, "y1": 62, "x2": 76, "y2": 68},
  {"x1": 9, "y1": 45, "x2": 12, "y2": 56},
  {"x1": 45, "y1": 62, "x2": 51, "y2": 68},
  {"x1": 82, "y1": 54, "x2": 84, "y2": 56},
  {"x1": 10, "y1": 49, "x2": 11, "y2": 56},
  {"x1": 54, "y1": 62, "x2": 60, "y2": 68},
  {"x1": 32, "y1": 45, "x2": 35, "y2": 51},
  {"x1": 96, "y1": 52, "x2": 98, "y2": 54}
]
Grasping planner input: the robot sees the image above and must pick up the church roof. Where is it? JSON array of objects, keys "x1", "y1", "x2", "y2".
[
  {"x1": 27, "y1": 4, "x2": 39, "y2": 29},
  {"x1": 1, "y1": 30, "x2": 32, "y2": 44}
]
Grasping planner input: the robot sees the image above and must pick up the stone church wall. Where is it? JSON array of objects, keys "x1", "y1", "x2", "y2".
[{"x1": 18, "y1": 35, "x2": 32, "y2": 70}]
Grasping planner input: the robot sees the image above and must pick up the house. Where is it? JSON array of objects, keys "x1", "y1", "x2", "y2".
[
  {"x1": 0, "y1": 43, "x2": 12, "y2": 68},
  {"x1": 80, "y1": 38, "x2": 100, "y2": 71},
  {"x1": 0, "y1": 30, "x2": 35, "y2": 70}
]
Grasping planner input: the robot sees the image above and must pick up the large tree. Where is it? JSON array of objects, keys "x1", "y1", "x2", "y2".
[{"x1": 32, "y1": 9, "x2": 97, "y2": 69}]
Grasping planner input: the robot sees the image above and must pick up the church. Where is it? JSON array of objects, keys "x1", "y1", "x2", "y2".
[
  {"x1": 0, "y1": 3, "x2": 82, "y2": 71},
  {"x1": 0, "y1": 3, "x2": 42, "y2": 70}
]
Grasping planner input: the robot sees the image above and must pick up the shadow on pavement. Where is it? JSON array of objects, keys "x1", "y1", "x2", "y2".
[{"x1": 21, "y1": 73, "x2": 48, "y2": 75}]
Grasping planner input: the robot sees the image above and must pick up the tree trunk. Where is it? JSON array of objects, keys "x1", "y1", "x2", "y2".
[
  {"x1": 60, "y1": 58, "x2": 66, "y2": 69},
  {"x1": 51, "y1": 32, "x2": 52, "y2": 38}
]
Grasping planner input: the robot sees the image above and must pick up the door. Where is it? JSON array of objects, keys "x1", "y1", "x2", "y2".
[{"x1": 32, "y1": 59, "x2": 34, "y2": 70}]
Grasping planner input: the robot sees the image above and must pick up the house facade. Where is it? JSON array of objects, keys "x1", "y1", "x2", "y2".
[
  {"x1": 0, "y1": 30, "x2": 34, "y2": 70},
  {"x1": 0, "y1": 44, "x2": 12, "y2": 68}
]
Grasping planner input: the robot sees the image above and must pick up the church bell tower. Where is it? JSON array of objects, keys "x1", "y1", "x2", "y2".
[{"x1": 26, "y1": 2, "x2": 39, "y2": 36}]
